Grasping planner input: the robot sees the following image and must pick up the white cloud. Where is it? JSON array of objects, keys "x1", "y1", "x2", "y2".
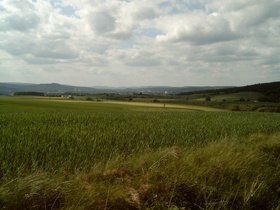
[
  {"x1": 0, "y1": 0, "x2": 40, "y2": 31},
  {"x1": 0, "y1": 0, "x2": 279, "y2": 86},
  {"x1": 207, "y1": 0, "x2": 280, "y2": 32},
  {"x1": 156, "y1": 12, "x2": 239, "y2": 44}
]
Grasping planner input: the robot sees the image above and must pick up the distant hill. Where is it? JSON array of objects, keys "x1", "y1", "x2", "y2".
[
  {"x1": 1, "y1": 82, "x2": 278, "y2": 97},
  {"x1": 0, "y1": 83, "x2": 96, "y2": 95},
  {"x1": 0, "y1": 83, "x2": 234, "y2": 95},
  {"x1": 228, "y1": 82, "x2": 280, "y2": 95},
  {"x1": 93, "y1": 86, "x2": 235, "y2": 94},
  {"x1": 178, "y1": 81, "x2": 280, "y2": 103},
  {"x1": 178, "y1": 82, "x2": 280, "y2": 95}
]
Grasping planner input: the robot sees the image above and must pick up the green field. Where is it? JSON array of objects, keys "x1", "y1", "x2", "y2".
[
  {"x1": 191, "y1": 92, "x2": 263, "y2": 102},
  {"x1": 1, "y1": 96, "x2": 280, "y2": 209},
  {"x1": 0, "y1": 96, "x2": 225, "y2": 112}
]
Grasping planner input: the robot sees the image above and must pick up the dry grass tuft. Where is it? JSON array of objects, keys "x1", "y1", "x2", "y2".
[{"x1": 125, "y1": 187, "x2": 142, "y2": 208}]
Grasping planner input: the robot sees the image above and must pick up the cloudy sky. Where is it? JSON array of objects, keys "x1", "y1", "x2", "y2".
[{"x1": 0, "y1": 0, "x2": 279, "y2": 87}]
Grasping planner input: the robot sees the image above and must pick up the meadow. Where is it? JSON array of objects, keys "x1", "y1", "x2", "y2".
[{"x1": 0, "y1": 96, "x2": 280, "y2": 209}]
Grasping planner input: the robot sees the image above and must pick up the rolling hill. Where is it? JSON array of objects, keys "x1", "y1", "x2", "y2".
[
  {"x1": 178, "y1": 82, "x2": 280, "y2": 95},
  {"x1": 0, "y1": 82, "x2": 233, "y2": 95},
  {"x1": 0, "y1": 83, "x2": 96, "y2": 95}
]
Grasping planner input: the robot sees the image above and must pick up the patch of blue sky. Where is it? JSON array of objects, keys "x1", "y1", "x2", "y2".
[
  {"x1": 138, "y1": 28, "x2": 164, "y2": 37},
  {"x1": 159, "y1": 2, "x2": 181, "y2": 15},
  {"x1": 159, "y1": 2, "x2": 173, "y2": 8},
  {"x1": 189, "y1": 2, "x2": 205, "y2": 11},
  {"x1": 49, "y1": 0, "x2": 78, "y2": 17},
  {"x1": 119, "y1": 28, "x2": 163, "y2": 49},
  {"x1": 59, "y1": 5, "x2": 77, "y2": 17},
  {"x1": 159, "y1": 1, "x2": 205, "y2": 14}
]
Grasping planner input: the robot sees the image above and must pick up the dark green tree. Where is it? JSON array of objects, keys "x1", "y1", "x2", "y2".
[{"x1": 205, "y1": 95, "x2": 211, "y2": 101}]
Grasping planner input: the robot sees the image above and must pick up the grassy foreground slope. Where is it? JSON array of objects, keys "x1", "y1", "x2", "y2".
[{"x1": 0, "y1": 97, "x2": 280, "y2": 209}]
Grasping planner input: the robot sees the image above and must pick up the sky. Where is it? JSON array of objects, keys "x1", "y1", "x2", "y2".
[{"x1": 0, "y1": 0, "x2": 279, "y2": 87}]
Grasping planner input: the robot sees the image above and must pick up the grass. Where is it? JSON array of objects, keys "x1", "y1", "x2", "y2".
[
  {"x1": 1, "y1": 133, "x2": 280, "y2": 209},
  {"x1": 0, "y1": 96, "x2": 280, "y2": 209},
  {"x1": 210, "y1": 92, "x2": 263, "y2": 102},
  {"x1": 187, "y1": 92, "x2": 263, "y2": 102}
]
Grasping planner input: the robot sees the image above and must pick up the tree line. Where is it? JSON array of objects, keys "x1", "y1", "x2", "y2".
[{"x1": 14, "y1": 92, "x2": 45, "y2": 96}]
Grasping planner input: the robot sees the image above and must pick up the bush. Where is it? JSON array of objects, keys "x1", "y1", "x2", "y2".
[
  {"x1": 228, "y1": 105, "x2": 240, "y2": 111},
  {"x1": 205, "y1": 95, "x2": 211, "y2": 101},
  {"x1": 249, "y1": 106, "x2": 259, "y2": 112},
  {"x1": 86, "y1": 97, "x2": 93, "y2": 101},
  {"x1": 256, "y1": 107, "x2": 277, "y2": 113}
]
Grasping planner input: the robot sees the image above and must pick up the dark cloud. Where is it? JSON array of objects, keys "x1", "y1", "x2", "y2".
[
  {"x1": 6, "y1": 14, "x2": 40, "y2": 31},
  {"x1": 33, "y1": 48, "x2": 79, "y2": 60},
  {"x1": 262, "y1": 56, "x2": 280, "y2": 65},
  {"x1": 88, "y1": 9, "x2": 116, "y2": 34},
  {"x1": 133, "y1": 7, "x2": 156, "y2": 20},
  {"x1": 24, "y1": 56, "x2": 58, "y2": 65}
]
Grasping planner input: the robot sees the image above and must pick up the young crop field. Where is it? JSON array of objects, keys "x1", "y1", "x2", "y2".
[
  {"x1": 0, "y1": 96, "x2": 225, "y2": 112},
  {"x1": 1, "y1": 96, "x2": 280, "y2": 209}
]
